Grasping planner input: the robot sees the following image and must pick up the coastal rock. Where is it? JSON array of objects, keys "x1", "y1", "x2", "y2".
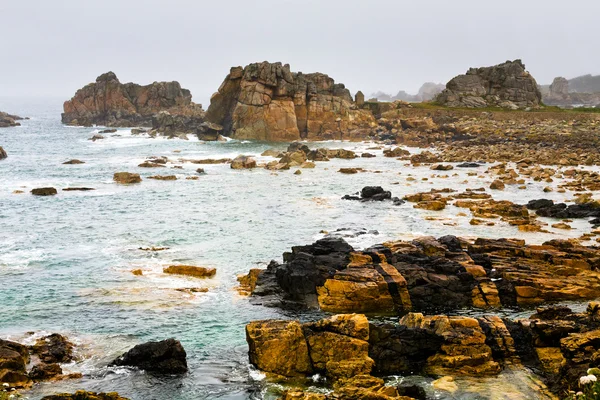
[
  {"x1": 148, "y1": 175, "x2": 177, "y2": 181},
  {"x1": 163, "y1": 265, "x2": 216, "y2": 278},
  {"x1": 436, "y1": 60, "x2": 541, "y2": 109},
  {"x1": 205, "y1": 62, "x2": 376, "y2": 141},
  {"x1": 41, "y1": 391, "x2": 130, "y2": 400},
  {"x1": 150, "y1": 111, "x2": 218, "y2": 140},
  {"x1": 0, "y1": 339, "x2": 31, "y2": 389},
  {"x1": 62, "y1": 72, "x2": 203, "y2": 127},
  {"x1": 0, "y1": 111, "x2": 25, "y2": 128},
  {"x1": 31, "y1": 187, "x2": 58, "y2": 196},
  {"x1": 342, "y1": 186, "x2": 403, "y2": 205},
  {"x1": 62, "y1": 159, "x2": 85, "y2": 165},
  {"x1": 0, "y1": 146, "x2": 7, "y2": 160},
  {"x1": 230, "y1": 155, "x2": 257, "y2": 169},
  {"x1": 110, "y1": 338, "x2": 187, "y2": 374},
  {"x1": 113, "y1": 172, "x2": 141, "y2": 184},
  {"x1": 29, "y1": 363, "x2": 63, "y2": 381},
  {"x1": 31, "y1": 333, "x2": 74, "y2": 363}
]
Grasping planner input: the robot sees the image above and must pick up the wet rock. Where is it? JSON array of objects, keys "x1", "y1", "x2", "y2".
[
  {"x1": 489, "y1": 180, "x2": 505, "y2": 190},
  {"x1": 41, "y1": 391, "x2": 130, "y2": 400},
  {"x1": 342, "y1": 186, "x2": 396, "y2": 203},
  {"x1": 29, "y1": 363, "x2": 63, "y2": 381},
  {"x1": 31, "y1": 333, "x2": 74, "y2": 364},
  {"x1": 361, "y1": 153, "x2": 376, "y2": 158},
  {"x1": 230, "y1": 155, "x2": 257, "y2": 169},
  {"x1": 163, "y1": 265, "x2": 216, "y2": 278},
  {"x1": 138, "y1": 161, "x2": 165, "y2": 168},
  {"x1": 88, "y1": 134, "x2": 104, "y2": 141},
  {"x1": 98, "y1": 129, "x2": 117, "y2": 134},
  {"x1": 338, "y1": 168, "x2": 360, "y2": 174},
  {"x1": 110, "y1": 338, "x2": 187, "y2": 374},
  {"x1": 62, "y1": 159, "x2": 85, "y2": 165},
  {"x1": 113, "y1": 172, "x2": 141, "y2": 184},
  {"x1": 63, "y1": 187, "x2": 95, "y2": 191},
  {"x1": 414, "y1": 200, "x2": 446, "y2": 211},
  {"x1": 148, "y1": 175, "x2": 177, "y2": 180},
  {"x1": 430, "y1": 163, "x2": 454, "y2": 171},
  {"x1": 384, "y1": 147, "x2": 410, "y2": 158},
  {"x1": 0, "y1": 146, "x2": 6, "y2": 160},
  {"x1": 457, "y1": 162, "x2": 481, "y2": 168},
  {"x1": 31, "y1": 187, "x2": 58, "y2": 196},
  {"x1": 0, "y1": 339, "x2": 31, "y2": 389}
]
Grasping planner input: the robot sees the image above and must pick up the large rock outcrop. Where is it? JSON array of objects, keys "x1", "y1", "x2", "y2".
[
  {"x1": 243, "y1": 235, "x2": 600, "y2": 314},
  {"x1": 62, "y1": 72, "x2": 204, "y2": 127},
  {"x1": 205, "y1": 61, "x2": 376, "y2": 141},
  {"x1": 435, "y1": 60, "x2": 542, "y2": 109},
  {"x1": 542, "y1": 76, "x2": 600, "y2": 107},
  {"x1": 0, "y1": 111, "x2": 25, "y2": 127}
]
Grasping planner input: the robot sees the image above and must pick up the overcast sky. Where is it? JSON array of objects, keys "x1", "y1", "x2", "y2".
[{"x1": 0, "y1": 0, "x2": 598, "y2": 106}]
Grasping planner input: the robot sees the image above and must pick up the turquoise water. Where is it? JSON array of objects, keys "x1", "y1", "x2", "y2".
[{"x1": 0, "y1": 98, "x2": 590, "y2": 399}]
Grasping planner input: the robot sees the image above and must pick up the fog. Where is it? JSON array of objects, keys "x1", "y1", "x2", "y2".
[{"x1": 0, "y1": 0, "x2": 598, "y2": 106}]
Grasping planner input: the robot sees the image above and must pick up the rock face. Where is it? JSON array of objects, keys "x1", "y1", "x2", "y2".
[
  {"x1": 205, "y1": 61, "x2": 375, "y2": 141},
  {"x1": 0, "y1": 111, "x2": 25, "y2": 127},
  {"x1": 245, "y1": 236, "x2": 600, "y2": 314},
  {"x1": 246, "y1": 314, "x2": 373, "y2": 380},
  {"x1": 62, "y1": 72, "x2": 204, "y2": 127},
  {"x1": 436, "y1": 60, "x2": 542, "y2": 109},
  {"x1": 110, "y1": 338, "x2": 187, "y2": 374}
]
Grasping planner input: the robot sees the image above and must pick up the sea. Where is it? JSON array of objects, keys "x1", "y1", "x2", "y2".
[{"x1": 0, "y1": 97, "x2": 589, "y2": 399}]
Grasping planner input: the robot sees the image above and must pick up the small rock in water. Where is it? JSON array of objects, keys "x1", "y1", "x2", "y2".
[
  {"x1": 98, "y1": 129, "x2": 117, "y2": 134},
  {"x1": 88, "y1": 134, "x2": 104, "y2": 141},
  {"x1": 148, "y1": 175, "x2": 177, "y2": 180},
  {"x1": 490, "y1": 180, "x2": 505, "y2": 190},
  {"x1": 110, "y1": 338, "x2": 187, "y2": 374},
  {"x1": 113, "y1": 172, "x2": 141, "y2": 184},
  {"x1": 0, "y1": 146, "x2": 7, "y2": 160},
  {"x1": 231, "y1": 155, "x2": 257, "y2": 169},
  {"x1": 62, "y1": 159, "x2": 85, "y2": 164},
  {"x1": 62, "y1": 187, "x2": 95, "y2": 191},
  {"x1": 163, "y1": 265, "x2": 216, "y2": 278},
  {"x1": 31, "y1": 187, "x2": 57, "y2": 196},
  {"x1": 457, "y1": 162, "x2": 481, "y2": 168}
]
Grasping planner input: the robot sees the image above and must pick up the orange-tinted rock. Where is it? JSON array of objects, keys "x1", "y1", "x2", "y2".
[
  {"x1": 163, "y1": 265, "x2": 216, "y2": 278},
  {"x1": 113, "y1": 172, "x2": 141, "y2": 184}
]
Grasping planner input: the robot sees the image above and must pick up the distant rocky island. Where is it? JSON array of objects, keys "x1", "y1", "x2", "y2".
[
  {"x1": 0, "y1": 111, "x2": 27, "y2": 127},
  {"x1": 541, "y1": 75, "x2": 600, "y2": 107},
  {"x1": 61, "y1": 72, "x2": 205, "y2": 128},
  {"x1": 370, "y1": 82, "x2": 445, "y2": 103}
]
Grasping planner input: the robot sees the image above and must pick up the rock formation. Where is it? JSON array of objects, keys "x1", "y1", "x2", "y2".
[
  {"x1": 242, "y1": 235, "x2": 600, "y2": 313},
  {"x1": 370, "y1": 83, "x2": 445, "y2": 103},
  {"x1": 0, "y1": 111, "x2": 26, "y2": 127},
  {"x1": 435, "y1": 60, "x2": 542, "y2": 109},
  {"x1": 62, "y1": 72, "x2": 204, "y2": 127},
  {"x1": 205, "y1": 61, "x2": 376, "y2": 141},
  {"x1": 542, "y1": 76, "x2": 600, "y2": 107},
  {"x1": 110, "y1": 338, "x2": 187, "y2": 374}
]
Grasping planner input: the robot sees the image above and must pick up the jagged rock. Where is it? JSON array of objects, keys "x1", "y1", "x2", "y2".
[
  {"x1": 0, "y1": 111, "x2": 25, "y2": 128},
  {"x1": 113, "y1": 172, "x2": 141, "y2": 184},
  {"x1": 62, "y1": 72, "x2": 203, "y2": 127},
  {"x1": 41, "y1": 391, "x2": 130, "y2": 400},
  {"x1": 163, "y1": 265, "x2": 216, "y2": 278},
  {"x1": 31, "y1": 187, "x2": 58, "y2": 196},
  {"x1": 110, "y1": 338, "x2": 187, "y2": 374},
  {"x1": 0, "y1": 146, "x2": 7, "y2": 160},
  {"x1": 247, "y1": 236, "x2": 600, "y2": 313},
  {"x1": 205, "y1": 61, "x2": 376, "y2": 141},
  {"x1": 436, "y1": 60, "x2": 541, "y2": 109}
]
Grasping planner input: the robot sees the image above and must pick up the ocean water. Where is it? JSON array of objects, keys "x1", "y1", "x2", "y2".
[{"x1": 0, "y1": 98, "x2": 592, "y2": 399}]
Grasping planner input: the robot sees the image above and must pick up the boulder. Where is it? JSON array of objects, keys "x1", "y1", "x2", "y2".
[
  {"x1": 436, "y1": 60, "x2": 541, "y2": 109},
  {"x1": 0, "y1": 339, "x2": 31, "y2": 389},
  {"x1": 113, "y1": 172, "x2": 141, "y2": 184},
  {"x1": 110, "y1": 338, "x2": 187, "y2": 374},
  {"x1": 31, "y1": 187, "x2": 58, "y2": 196},
  {"x1": 205, "y1": 62, "x2": 376, "y2": 141},
  {"x1": 62, "y1": 72, "x2": 203, "y2": 127},
  {"x1": 230, "y1": 155, "x2": 257, "y2": 169},
  {"x1": 163, "y1": 265, "x2": 216, "y2": 278},
  {"x1": 0, "y1": 146, "x2": 7, "y2": 160},
  {"x1": 30, "y1": 333, "x2": 74, "y2": 364},
  {"x1": 29, "y1": 363, "x2": 63, "y2": 381}
]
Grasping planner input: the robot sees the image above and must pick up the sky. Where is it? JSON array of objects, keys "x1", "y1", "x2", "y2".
[{"x1": 0, "y1": 0, "x2": 598, "y2": 107}]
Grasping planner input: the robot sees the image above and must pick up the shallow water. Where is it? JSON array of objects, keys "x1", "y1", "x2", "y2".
[{"x1": 0, "y1": 98, "x2": 592, "y2": 399}]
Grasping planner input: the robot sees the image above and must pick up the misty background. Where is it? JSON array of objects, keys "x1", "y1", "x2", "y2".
[{"x1": 0, "y1": 0, "x2": 598, "y2": 108}]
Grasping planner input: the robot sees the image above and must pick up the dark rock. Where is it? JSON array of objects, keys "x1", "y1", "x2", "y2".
[
  {"x1": 62, "y1": 159, "x2": 85, "y2": 165},
  {"x1": 396, "y1": 383, "x2": 428, "y2": 399},
  {"x1": 287, "y1": 142, "x2": 310, "y2": 154},
  {"x1": 526, "y1": 199, "x2": 554, "y2": 210},
  {"x1": 31, "y1": 187, "x2": 58, "y2": 196},
  {"x1": 110, "y1": 338, "x2": 187, "y2": 374},
  {"x1": 62, "y1": 187, "x2": 95, "y2": 191},
  {"x1": 457, "y1": 162, "x2": 481, "y2": 168},
  {"x1": 29, "y1": 363, "x2": 62, "y2": 381},
  {"x1": 98, "y1": 129, "x2": 117, "y2": 134},
  {"x1": 88, "y1": 134, "x2": 105, "y2": 141},
  {"x1": 30, "y1": 333, "x2": 74, "y2": 363},
  {"x1": 343, "y1": 186, "x2": 395, "y2": 203},
  {"x1": 0, "y1": 146, "x2": 7, "y2": 160},
  {"x1": 41, "y1": 391, "x2": 130, "y2": 400}
]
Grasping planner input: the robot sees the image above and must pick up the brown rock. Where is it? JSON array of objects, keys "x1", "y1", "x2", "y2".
[
  {"x1": 41, "y1": 391, "x2": 130, "y2": 400},
  {"x1": 490, "y1": 180, "x2": 505, "y2": 190},
  {"x1": 148, "y1": 175, "x2": 177, "y2": 180},
  {"x1": 163, "y1": 265, "x2": 216, "y2": 278},
  {"x1": 62, "y1": 159, "x2": 85, "y2": 165},
  {"x1": 31, "y1": 187, "x2": 58, "y2": 196},
  {"x1": 113, "y1": 172, "x2": 141, "y2": 184},
  {"x1": 231, "y1": 155, "x2": 257, "y2": 169}
]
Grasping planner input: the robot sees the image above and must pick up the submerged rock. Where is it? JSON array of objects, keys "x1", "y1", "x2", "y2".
[
  {"x1": 110, "y1": 338, "x2": 187, "y2": 374},
  {"x1": 113, "y1": 172, "x2": 141, "y2": 184},
  {"x1": 41, "y1": 391, "x2": 130, "y2": 400},
  {"x1": 31, "y1": 187, "x2": 58, "y2": 196}
]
